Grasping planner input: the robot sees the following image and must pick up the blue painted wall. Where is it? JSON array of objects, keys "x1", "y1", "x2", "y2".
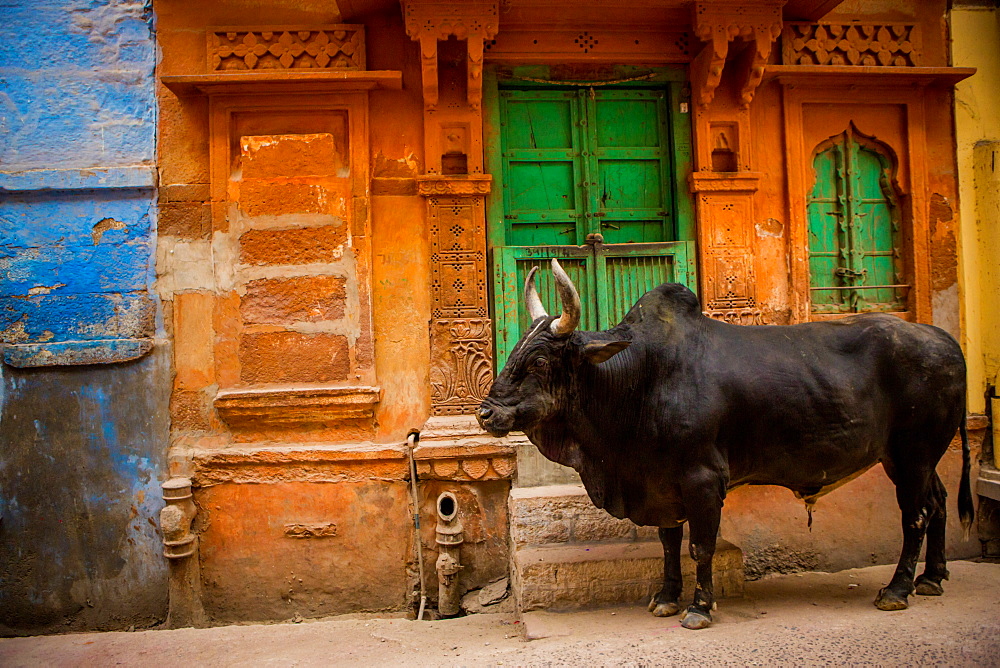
[{"x1": 0, "y1": 0, "x2": 168, "y2": 633}]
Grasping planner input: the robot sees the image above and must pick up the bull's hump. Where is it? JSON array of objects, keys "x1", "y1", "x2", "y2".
[{"x1": 622, "y1": 283, "x2": 701, "y2": 327}]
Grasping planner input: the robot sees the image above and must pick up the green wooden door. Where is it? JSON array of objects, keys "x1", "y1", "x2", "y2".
[
  {"x1": 491, "y1": 85, "x2": 695, "y2": 369},
  {"x1": 807, "y1": 128, "x2": 904, "y2": 313}
]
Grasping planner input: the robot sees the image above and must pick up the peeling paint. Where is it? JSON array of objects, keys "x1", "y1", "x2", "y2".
[
  {"x1": 91, "y1": 217, "x2": 127, "y2": 244},
  {"x1": 755, "y1": 217, "x2": 783, "y2": 238},
  {"x1": 26, "y1": 283, "x2": 66, "y2": 296}
]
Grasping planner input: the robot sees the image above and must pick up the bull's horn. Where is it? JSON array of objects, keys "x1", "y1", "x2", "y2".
[
  {"x1": 550, "y1": 258, "x2": 580, "y2": 337},
  {"x1": 524, "y1": 266, "x2": 548, "y2": 321}
]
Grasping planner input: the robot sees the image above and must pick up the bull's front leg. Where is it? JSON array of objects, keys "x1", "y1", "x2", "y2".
[
  {"x1": 648, "y1": 525, "x2": 683, "y2": 617},
  {"x1": 679, "y1": 468, "x2": 725, "y2": 630}
]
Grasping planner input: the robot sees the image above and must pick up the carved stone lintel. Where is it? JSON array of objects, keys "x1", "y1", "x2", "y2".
[
  {"x1": 689, "y1": 171, "x2": 762, "y2": 193},
  {"x1": 703, "y1": 307, "x2": 766, "y2": 326},
  {"x1": 417, "y1": 174, "x2": 492, "y2": 197}
]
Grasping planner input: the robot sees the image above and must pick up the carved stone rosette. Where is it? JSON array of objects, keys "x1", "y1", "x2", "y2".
[
  {"x1": 420, "y1": 176, "x2": 493, "y2": 417},
  {"x1": 782, "y1": 24, "x2": 921, "y2": 67},
  {"x1": 208, "y1": 26, "x2": 366, "y2": 71}
]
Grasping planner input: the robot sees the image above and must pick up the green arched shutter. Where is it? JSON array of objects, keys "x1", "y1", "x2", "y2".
[{"x1": 807, "y1": 129, "x2": 905, "y2": 314}]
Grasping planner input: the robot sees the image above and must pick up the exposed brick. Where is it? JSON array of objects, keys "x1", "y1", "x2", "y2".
[
  {"x1": 239, "y1": 331, "x2": 349, "y2": 384},
  {"x1": 160, "y1": 183, "x2": 211, "y2": 203},
  {"x1": 174, "y1": 292, "x2": 216, "y2": 389},
  {"x1": 237, "y1": 181, "x2": 348, "y2": 218},
  {"x1": 240, "y1": 275, "x2": 346, "y2": 325},
  {"x1": 239, "y1": 225, "x2": 348, "y2": 266},
  {"x1": 171, "y1": 389, "x2": 211, "y2": 432},
  {"x1": 159, "y1": 202, "x2": 210, "y2": 239},
  {"x1": 371, "y1": 178, "x2": 417, "y2": 196},
  {"x1": 239, "y1": 134, "x2": 346, "y2": 179}
]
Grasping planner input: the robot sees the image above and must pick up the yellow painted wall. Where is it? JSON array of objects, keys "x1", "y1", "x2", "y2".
[{"x1": 953, "y1": 7, "x2": 1000, "y2": 415}]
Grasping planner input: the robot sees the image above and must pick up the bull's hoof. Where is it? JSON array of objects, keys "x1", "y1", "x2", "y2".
[
  {"x1": 679, "y1": 607, "x2": 712, "y2": 629},
  {"x1": 914, "y1": 575, "x2": 944, "y2": 596},
  {"x1": 647, "y1": 599, "x2": 681, "y2": 617},
  {"x1": 874, "y1": 587, "x2": 909, "y2": 611}
]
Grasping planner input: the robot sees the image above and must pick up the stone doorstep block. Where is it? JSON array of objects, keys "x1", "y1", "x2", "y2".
[
  {"x1": 514, "y1": 539, "x2": 744, "y2": 613},
  {"x1": 510, "y1": 484, "x2": 651, "y2": 548}
]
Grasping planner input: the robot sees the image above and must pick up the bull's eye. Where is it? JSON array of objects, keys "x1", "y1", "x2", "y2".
[{"x1": 531, "y1": 357, "x2": 549, "y2": 370}]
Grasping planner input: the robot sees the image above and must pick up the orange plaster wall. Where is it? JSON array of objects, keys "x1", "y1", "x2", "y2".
[
  {"x1": 197, "y1": 480, "x2": 411, "y2": 622},
  {"x1": 157, "y1": 1, "x2": 434, "y2": 446},
  {"x1": 156, "y1": 1, "x2": 437, "y2": 621}
]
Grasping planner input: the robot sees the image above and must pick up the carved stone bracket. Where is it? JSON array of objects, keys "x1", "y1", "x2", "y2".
[
  {"x1": 691, "y1": 0, "x2": 783, "y2": 109},
  {"x1": 402, "y1": 0, "x2": 499, "y2": 110}
]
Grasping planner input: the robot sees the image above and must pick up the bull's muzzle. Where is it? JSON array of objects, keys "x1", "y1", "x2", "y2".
[{"x1": 476, "y1": 402, "x2": 510, "y2": 437}]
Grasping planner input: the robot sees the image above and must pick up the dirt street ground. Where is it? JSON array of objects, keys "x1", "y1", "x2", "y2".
[{"x1": 2, "y1": 561, "x2": 999, "y2": 667}]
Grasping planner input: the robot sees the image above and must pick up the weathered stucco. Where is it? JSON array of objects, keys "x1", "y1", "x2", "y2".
[
  {"x1": 0, "y1": 0, "x2": 168, "y2": 634},
  {"x1": 149, "y1": 0, "x2": 977, "y2": 625}
]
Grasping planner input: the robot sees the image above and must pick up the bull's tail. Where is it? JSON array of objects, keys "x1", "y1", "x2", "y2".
[{"x1": 958, "y1": 417, "x2": 975, "y2": 540}]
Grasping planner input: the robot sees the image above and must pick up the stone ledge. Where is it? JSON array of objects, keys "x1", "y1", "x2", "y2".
[
  {"x1": 979, "y1": 464, "x2": 1000, "y2": 502},
  {"x1": 214, "y1": 385, "x2": 380, "y2": 429},
  {"x1": 2, "y1": 339, "x2": 153, "y2": 367},
  {"x1": 0, "y1": 165, "x2": 156, "y2": 192},
  {"x1": 411, "y1": 415, "x2": 523, "y2": 480},
  {"x1": 190, "y1": 441, "x2": 408, "y2": 486},
  {"x1": 514, "y1": 539, "x2": 744, "y2": 613}
]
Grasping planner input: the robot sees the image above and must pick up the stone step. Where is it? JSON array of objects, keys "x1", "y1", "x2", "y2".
[
  {"x1": 513, "y1": 538, "x2": 745, "y2": 613},
  {"x1": 510, "y1": 484, "x2": 659, "y2": 549}
]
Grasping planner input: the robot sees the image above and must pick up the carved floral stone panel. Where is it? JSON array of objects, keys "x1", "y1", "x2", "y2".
[
  {"x1": 209, "y1": 26, "x2": 366, "y2": 71},
  {"x1": 430, "y1": 318, "x2": 493, "y2": 416},
  {"x1": 782, "y1": 24, "x2": 921, "y2": 67}
]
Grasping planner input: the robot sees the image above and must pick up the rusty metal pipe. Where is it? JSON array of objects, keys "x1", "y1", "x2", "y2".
[{"x1": 435, "y1": 491, "x2": 464, "y2": 617}]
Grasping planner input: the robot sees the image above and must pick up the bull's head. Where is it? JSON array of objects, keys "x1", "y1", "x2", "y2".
[{"x1": 476, "y1": 259, "x2": 631, "y2": 437}]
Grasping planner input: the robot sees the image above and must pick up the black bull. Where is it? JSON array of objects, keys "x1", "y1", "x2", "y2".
[{"x1": 477, "y1": 259, "x2": 973, "y2": 630}]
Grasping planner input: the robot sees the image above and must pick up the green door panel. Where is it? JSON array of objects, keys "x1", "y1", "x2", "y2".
[
  {"x1": 807, "y1": 129, "x2": 904, "y2": 313},
  {"x1": 597, "y1": 242, "x2": 692, "y2": 327},
  {"x1": 807, "y1": 145, "x2": 845, "y2": 312},
  {"x1": 590, "y1": 90, "x2": 673, "y2": 244},
  {"x1": 493, "y1": 242, "x2": 694, "y2": 370},
  {"x1": 491, "y1": 80, "x2": 696, "y2": 370}
]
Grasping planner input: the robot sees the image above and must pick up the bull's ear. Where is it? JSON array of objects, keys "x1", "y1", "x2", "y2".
[{"x1": 582, "y1": 340, "x2": 630, "y2": 364}]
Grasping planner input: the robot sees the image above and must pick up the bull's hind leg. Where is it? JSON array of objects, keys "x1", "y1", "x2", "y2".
[
  {"x1": 914, "y1": 473, "x2": 949, "y2": 596},
  {"x1": 875, "y1": 464, "x2": 935, "y2": 611},
  {"x1": 648, "y1": 525, "x2": 683, "y2": 617}
]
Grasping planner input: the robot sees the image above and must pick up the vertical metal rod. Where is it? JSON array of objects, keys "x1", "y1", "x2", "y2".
[{"x1": 407, "y1": 432, "x2": 427, "y2": 620}]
